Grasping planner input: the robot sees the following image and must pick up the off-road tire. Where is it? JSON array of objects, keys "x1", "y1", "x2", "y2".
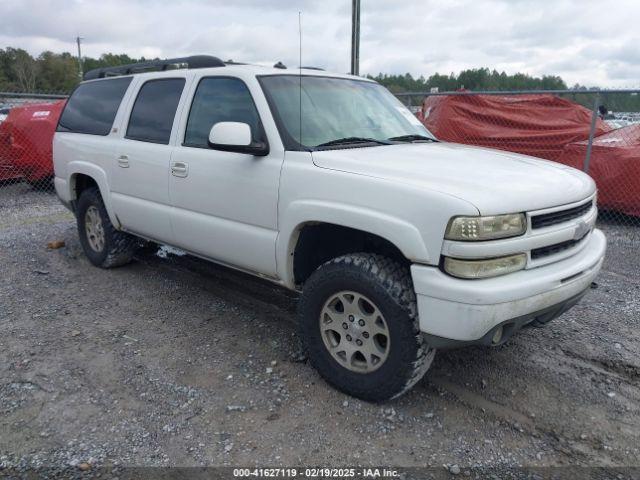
[
  {"x1": 76, "y1": 187, "x2": 137, "y2": 268},
  {"x1": 298, "y1": 253, "x2": 436, "y2": 401}
]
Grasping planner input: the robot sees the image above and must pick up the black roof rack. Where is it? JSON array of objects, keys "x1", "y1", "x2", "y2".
[{"x1": 83, "y1": 55, "x2": 225, "y2": 81}]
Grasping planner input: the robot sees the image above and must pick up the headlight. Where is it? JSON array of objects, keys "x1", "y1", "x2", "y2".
[
  {"x1": 445, "y1": 213, "x2": 526, "y2": 241},
  {"x1": 444, "y1": 253, "x2": 526, "y2": 279}
]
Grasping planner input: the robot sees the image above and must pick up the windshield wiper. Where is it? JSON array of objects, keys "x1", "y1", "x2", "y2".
[
  {"x1": 388, "y1": 134, "x2": 437, "y2": 143},
  {"x1": 314, "y1": 137, "x2": 392, "y2": 149}
]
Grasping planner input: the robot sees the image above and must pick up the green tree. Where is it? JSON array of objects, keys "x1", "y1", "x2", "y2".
[{"x1": 36, "y1": 51, "x2": 78, "y2": 92}]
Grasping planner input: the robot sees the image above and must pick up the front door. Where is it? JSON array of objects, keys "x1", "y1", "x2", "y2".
[{"x1": 169, "y1": 76, "x2": 283, "y2": 276}]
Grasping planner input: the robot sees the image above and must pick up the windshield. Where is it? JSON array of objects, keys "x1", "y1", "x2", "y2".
[{"x1": 259, "y1": 75, "x2": 434, "y2": 150}]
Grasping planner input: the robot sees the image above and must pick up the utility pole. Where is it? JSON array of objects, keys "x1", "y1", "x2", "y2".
[
  {"x1": 76, "y1": 36, "x2": 84, "y2": 80},
  {"x1": 350, "y1": 0, "x2": 360, "y2": 76}
]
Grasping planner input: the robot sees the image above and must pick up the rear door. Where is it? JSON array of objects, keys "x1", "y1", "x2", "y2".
[{"x1": 110, "y1": 76, "x2": 187, "y2": 243}]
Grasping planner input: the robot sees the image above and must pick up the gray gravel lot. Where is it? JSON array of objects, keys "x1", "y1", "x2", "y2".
[{"x1": 1, "y1": 183, "x2": 639, "y2": 477}]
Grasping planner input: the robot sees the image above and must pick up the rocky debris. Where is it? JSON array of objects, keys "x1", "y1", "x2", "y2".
[
  {"x1": 226, "y1": 405, "x2": 247, "y2": 412},
  {"x1": 447, "y1": 464, "x2": 461, "y2": 475}
]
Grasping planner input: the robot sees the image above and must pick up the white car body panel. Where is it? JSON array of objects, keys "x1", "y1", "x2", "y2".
[
  {"x1": 312, "y1": 142, "x2": 595, "y2": 215},
  {"x1": 275, "y1": 150, "x2": 478, "y2": 286}
]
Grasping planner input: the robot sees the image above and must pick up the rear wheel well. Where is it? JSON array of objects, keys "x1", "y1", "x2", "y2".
[
  {"x1": 292, "y1": 223, "x2": 410, "y2": 286},
  {"x1": 72, "y1": 174, "x2": 98, "y2": 200}
]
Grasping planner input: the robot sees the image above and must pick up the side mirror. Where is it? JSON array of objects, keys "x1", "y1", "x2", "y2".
[{"x1": 208, "y1": 122, "x2": 269, "y2": 156}]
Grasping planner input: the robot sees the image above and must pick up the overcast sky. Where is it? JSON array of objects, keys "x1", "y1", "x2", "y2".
[{"x1": 1, "y1": 0, "x2": 638, "y2": 87}]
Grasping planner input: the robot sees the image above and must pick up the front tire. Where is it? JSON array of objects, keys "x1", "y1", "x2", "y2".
[
  {"x1": 298, "y1": 253, "x2": 435, "y2": 401},
  {"x1": 76, "y1": 187, "x2": 137, "y2": 268}
]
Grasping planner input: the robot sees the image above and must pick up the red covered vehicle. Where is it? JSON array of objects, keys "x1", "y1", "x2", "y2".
[
  {"x1": 0, "y1": 100, "x2": 65, "y2": 187},
  {"x1": 557, "y1": 124, "x2": 640, "y2": 217},
  {"x1": 418, "y1": 93, "x2": 611, "y2": 161},
  {"x1": 0, "y1": 107, "x2": 23, "y2": 183},
  {"x1": 418, "y1": 94, "x2": 639, "y2": 216}
]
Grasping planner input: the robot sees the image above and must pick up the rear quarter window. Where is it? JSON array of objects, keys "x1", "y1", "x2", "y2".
[{"x1": 57, "y1": 77, "x2": 132, "y2": 135}]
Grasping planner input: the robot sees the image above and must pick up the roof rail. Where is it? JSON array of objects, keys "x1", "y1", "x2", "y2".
[{"x1": 83, "y1": 55, "x2": 226, "y2": 80}]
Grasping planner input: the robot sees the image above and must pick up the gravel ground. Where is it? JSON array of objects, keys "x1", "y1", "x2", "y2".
[{"x1": 1, "y1": 183, "x2": 639, "y2": 478}]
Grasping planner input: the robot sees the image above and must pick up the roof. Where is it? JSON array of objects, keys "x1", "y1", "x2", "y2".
[{"x1": 82, "y1": 55, "x2": 366, "y2": 84}]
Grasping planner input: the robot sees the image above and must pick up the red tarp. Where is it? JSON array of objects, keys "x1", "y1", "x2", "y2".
[
  {"x1": 417, "y1": 94, "x2": 640, "y2": 217},
  {"x1": 0, "y1": 119, "x2": 22, "y2": 182},
  {"x1": 557, "y1": 124, "x2": 640, "y2": 217},
  {"x1": 418, "y1": 94, "x2": 611, "y2": 162},
  {"x1": 0, "y1": 100, "x2": 65, "y2": 184}
]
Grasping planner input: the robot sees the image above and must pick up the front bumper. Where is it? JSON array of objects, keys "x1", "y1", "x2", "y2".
[{"x1": 411, "y1": 228, "x2": 606, "y2": 344}]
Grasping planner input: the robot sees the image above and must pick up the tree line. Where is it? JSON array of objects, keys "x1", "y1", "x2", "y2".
[
  {"x1": 0, "y1": 47, "x2": 574, "y2": 93},
  {"x1": 1, "y1": 47, "x2": 639, "y2": 111},
  {"x1": 368, "y1": 69, "x2": 569, "y2": 93},
  {"x1": 369, "y1": 70, "x2": 640, "y2": 112},
  {"x1": 0, "y1": 47, "x2": 147, "y2": 93}
]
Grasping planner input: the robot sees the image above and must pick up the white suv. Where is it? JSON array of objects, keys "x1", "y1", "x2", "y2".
[{"x1": 53, "y1": 55, "x2": 606, "y2": 401}]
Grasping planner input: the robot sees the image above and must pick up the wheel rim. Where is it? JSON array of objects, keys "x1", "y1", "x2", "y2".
[
  {"x1": 319, "y1": 290, "x2": 391, "y2": 373},
  {"x1": 84, "y1": 206, "x2": 105, "y2": 252}
]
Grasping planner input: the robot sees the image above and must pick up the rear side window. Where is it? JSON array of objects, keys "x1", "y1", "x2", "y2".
[
  {"x1": 126, "y1": 78, "x2": 185, "y2": 144},
  {"x1": 57, "y1": 77, "x2": 132, "y2": 135},
  {"x1": 184, "y1": 77, "x2": 263, "y2": 148}
]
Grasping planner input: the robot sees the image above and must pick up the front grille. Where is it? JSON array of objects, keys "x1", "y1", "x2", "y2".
[
  {"x1": 531, "y1": 235, "x2": 588, "y2": 260},
  {"x1": 531, "y1": 200, "x2": 593, "y2": 229}
]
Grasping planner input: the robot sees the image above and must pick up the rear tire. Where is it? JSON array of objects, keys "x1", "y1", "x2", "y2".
[
  {"x1": 298, "y1": 253, "x2": 435, "y2": 401},
  {"x1": 76, "y1": 187, "x2": 137, "y2": 268}
]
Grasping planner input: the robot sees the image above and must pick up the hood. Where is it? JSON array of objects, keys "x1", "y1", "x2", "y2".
[{"x1": 312, "y1": 142, "x2": 595, "y2": 215}]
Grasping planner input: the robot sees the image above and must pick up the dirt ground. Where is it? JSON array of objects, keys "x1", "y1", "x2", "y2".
[{"x1": 1, "y1": 184, "x2": 639, "y2": 478}]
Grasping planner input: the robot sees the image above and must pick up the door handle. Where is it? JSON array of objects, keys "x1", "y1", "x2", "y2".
[
  {"x1": 117, "y1": 155, "x2": 129, "y2": 168},
  {"x1": 171, "y1": 161, "x2": 188, "y2": 177}
]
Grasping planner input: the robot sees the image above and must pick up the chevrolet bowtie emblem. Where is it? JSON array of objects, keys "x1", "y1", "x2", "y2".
[{"x1": 574, "y1": 221, "x2": 590, "y2": 240}]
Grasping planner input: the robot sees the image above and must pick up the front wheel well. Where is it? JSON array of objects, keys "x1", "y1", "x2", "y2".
[{"x1": 292, "y1": 223, "x2": 410, "y2": 286}]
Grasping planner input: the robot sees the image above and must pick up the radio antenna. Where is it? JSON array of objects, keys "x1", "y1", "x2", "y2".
[
  {"x1": 298, "y1": 11, "x2": 303, "y2": 147},
  {"x1": 298, "y1": 12, "x2": 304, "y2": 149}
]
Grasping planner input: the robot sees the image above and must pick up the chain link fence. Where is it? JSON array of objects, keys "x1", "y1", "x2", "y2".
[
  {"x1": 1, "y1": 87, "x2": 638, "y2": 248},
  {"x1": 0, "y1": 91, "x2": 68, "y2": 206}
]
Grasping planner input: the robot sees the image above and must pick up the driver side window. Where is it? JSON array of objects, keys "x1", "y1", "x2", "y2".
[{"x1": 184, "y1": 77, "x2": 264, "y2": 148}]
